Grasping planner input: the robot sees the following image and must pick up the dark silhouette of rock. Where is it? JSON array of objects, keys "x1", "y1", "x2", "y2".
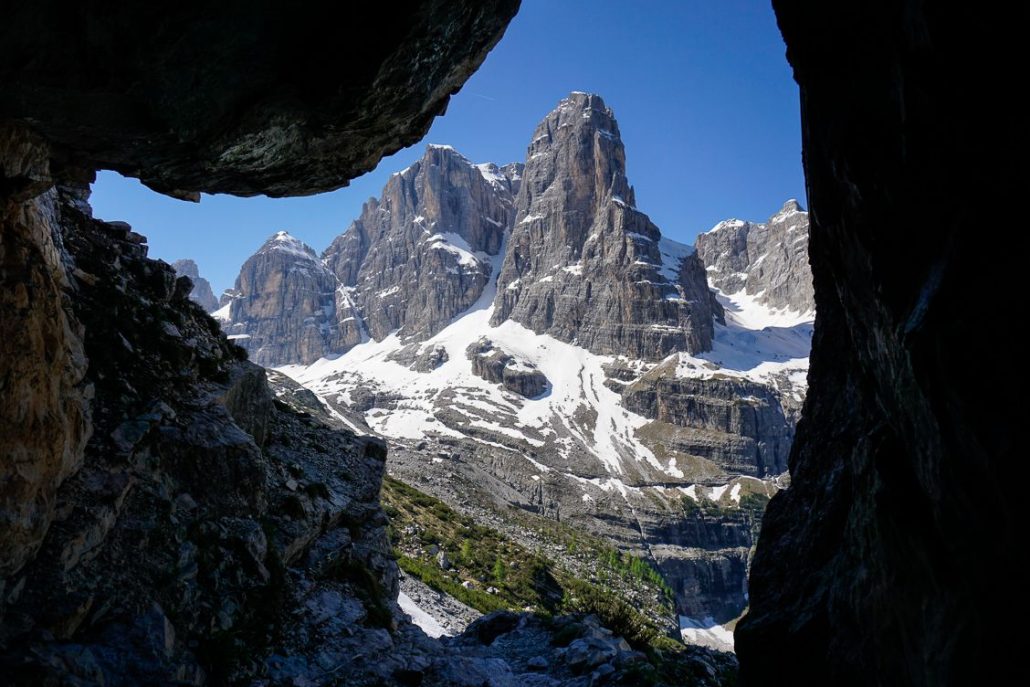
[
  {"x1": 0, "y1": 1, "x2": 521, "y2": 197},
  {"x1": 736, "y1": 2, "x2": 1022, "y2": 685}
]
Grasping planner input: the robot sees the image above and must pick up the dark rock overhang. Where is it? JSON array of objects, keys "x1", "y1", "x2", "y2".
[{"x1": 0, "y1": 0, "x2": 520, "y2": 197}]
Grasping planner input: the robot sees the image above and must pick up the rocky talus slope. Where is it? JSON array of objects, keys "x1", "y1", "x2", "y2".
[
  {"x1": 492, "y1": 92, "x2": 719, "y2": 359},
  {"x1": 171, "y1": 259, "x2": 219, "y2": 312}
]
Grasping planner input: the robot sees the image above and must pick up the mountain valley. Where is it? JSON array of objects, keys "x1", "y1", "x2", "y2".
[{"x1": 203, "y1": 93, "x2": 815, "y2": 652}]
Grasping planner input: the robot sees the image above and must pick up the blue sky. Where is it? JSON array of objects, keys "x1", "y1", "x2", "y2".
[{"x1": 90, "y1": 0, "x2": 802, "y2": 295}]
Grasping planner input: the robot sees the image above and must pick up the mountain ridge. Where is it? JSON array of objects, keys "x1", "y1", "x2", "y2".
[{"x1": 208, "y1": 92, "x2": 815, "y2": 652}]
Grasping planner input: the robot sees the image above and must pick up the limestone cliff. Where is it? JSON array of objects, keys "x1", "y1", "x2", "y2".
[
  {"x1": 491, "y1": 93, "x2": 718, "y2": 360},
  {"x1": 223, "y1": 232, "x2": 350, "y2": 366},
  {"x1": 324, "y1": 145, "x2": 521, "y2": 342},
  {"x1": 695, "y1": 200, "x2": 813, "y2": 315}
]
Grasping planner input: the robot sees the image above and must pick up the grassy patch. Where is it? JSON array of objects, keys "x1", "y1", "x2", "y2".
[{"x1": 382, "y1": 476, "x2": 676, "y2": 649}]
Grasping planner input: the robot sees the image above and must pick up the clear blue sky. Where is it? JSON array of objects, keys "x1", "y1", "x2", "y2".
[{"x1": 90, "y1": 0, "x2": 802, "y2": 295}]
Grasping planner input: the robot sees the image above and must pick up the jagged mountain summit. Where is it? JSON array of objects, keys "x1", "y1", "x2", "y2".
[
  {"x1": 323, "y1": 144, "x2": 522, "y2": 344},
  {"x1": 696, "y1": 199, "x2": 814, "y2": 319},
  {"x1": 215, "y1": 231, "x2": 345, "y2": 366},
  {"x1": 214, "y1": 93, "x2": 814, "y2": 652},
  {"x1": 170, "y1": 258, "x2": 218, "y2": 312},
  {"x1": 493, "y1": 92, "x2": 719, "y2": 360}
]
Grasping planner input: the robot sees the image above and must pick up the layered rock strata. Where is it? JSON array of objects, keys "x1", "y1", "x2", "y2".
[
  {"x1": 695, "y1": 200, "x2": 813, "y2": 314},
  {"x1": 491, "y1": 92, "x2": 719, "y2": 359}
]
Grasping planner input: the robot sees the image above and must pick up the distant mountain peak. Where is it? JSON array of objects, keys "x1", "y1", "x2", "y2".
[
  {"x1": 260, "y1": 231, "x2": 318, "y2": 260},
  {"x1": 170, "y1": 258, "x2": 218, "y2": 312}
]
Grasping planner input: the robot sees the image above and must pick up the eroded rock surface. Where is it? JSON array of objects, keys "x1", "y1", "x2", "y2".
[
  {"x1": 0, "y1": 185, "x2": 399, "y2": 685},
  {"x1": 492, "y1": 93, "x2": 719, "y2": 359},
  {"x1": 0, "y1": 125, "x2": 92, "y2": 580}
]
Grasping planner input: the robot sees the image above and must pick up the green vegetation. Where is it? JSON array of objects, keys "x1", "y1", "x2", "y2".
[
  {"x1": 381, "y1": 476, "x2": 679, "y2": 652},
  {"x1": 596, "y1": 546, "x2": 673, "y2": 599}
]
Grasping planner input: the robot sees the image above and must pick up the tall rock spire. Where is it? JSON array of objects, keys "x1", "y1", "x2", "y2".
[{"x1": 492, "y1": 92, "x2": 718, "y2": 359}]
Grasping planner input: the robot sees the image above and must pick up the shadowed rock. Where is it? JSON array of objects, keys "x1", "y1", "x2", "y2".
[{"x1": 0, "y1": 1, "x2": 521, "y2": 197}]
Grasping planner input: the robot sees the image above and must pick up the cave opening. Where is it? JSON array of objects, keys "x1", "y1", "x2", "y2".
[{"x1": 3, "y1": 1, "x2": 1018, "y2": 685}]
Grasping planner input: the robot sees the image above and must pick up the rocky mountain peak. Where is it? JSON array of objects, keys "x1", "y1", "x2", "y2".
[
  {"x1": 223, "y1": 232, "x2": 344, "y2": 366},
  {"x1": 319, "y1": 144, "x2": 519, "y2": 345},
  {"x1": 491, "y1": 92, "x2": 718, "y2": 359},
  {"x1": 260, "y1": 230, "x2": 319, "y2": 260},
  {"x1": 170, "y1": 258, "x2": 218, "y2": 312},
  {"x1": 775, "y1": 198, "x2": 804, "y2": 216},
  {"x1": 695, "y1": 200, "x2": 815, "y2": 315}
]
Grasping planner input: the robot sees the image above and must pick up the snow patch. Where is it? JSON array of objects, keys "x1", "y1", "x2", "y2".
[{"x1": 399, "y1": 592, "x2": 450, "y2": 638}]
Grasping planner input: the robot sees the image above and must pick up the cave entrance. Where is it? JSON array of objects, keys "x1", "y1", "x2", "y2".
[{"x1": 1, "y1": 1, "x2": 829, "y2": 682}]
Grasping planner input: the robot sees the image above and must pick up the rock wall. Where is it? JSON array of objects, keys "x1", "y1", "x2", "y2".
[
  {"x1": 223, "y1": 232, "x2": 350, "y2": 366},
  {"x1": 622, "y1": 366, "x2": 792, "y2": 477},
  {"x1": 492, "y1": 93, "x2": 718, "y2": 359},
  {"x1": 695, "y1": 200, "x2": 813, "y2": 314},
  {"x1": 737, "y1": 2, "x2": 1022, "y2": 684},
  {"x1": 324, "y1": 145, "x2": 520, "y2": 342},
  {"x1": 0, "y1": 125, "x2": 92, "y2": 580}
]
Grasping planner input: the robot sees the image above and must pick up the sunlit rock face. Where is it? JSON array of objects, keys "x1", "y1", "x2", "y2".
[
  {"x1": 492, "y1": 92, "x2": 719, "y2": 360},
  {"x1": 324, "y1": 145, "x2": 522, "y2": 343},
  {"x1": 737, "y1": 2, "x2": 1022, "y2": 685},
  {"x1": 695, "y1": 200, "x2": 814, "y2": 316},
  {"x1": 222, "y1": 231, "x2": 347, "y2": 366}
]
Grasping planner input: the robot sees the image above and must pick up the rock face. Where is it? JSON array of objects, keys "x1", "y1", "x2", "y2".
[
  {"x1": 223, "y1": 232, "x2": 350, "y2": 366},
  {"x1": 622, "y1": 363, "x2": 793, "y2": 477},
  {"x1": 0, "y1": 183, "x2": 401, "y2": 684},
  {"x1": 0, "y1": 125, "x2": 92, "y2": 579},
  {"x1": 492, "y1": 93, "x2": 718, "y2": 360},
  {"x1": 324, "y1": 145, "x2": 521, "y2": 342},
  {"x1": 736, "y1": 2, "x2": 1022, "y2": 685},
  {"x1": 695, "y1": 200, "x2": 814, "y2": 314},
  {"x1": 0, "y1": 1, "x2": 521, "y2": 197},
  {"x1": 170, "y1": 259, "x2": 219, "y2": 312}
]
